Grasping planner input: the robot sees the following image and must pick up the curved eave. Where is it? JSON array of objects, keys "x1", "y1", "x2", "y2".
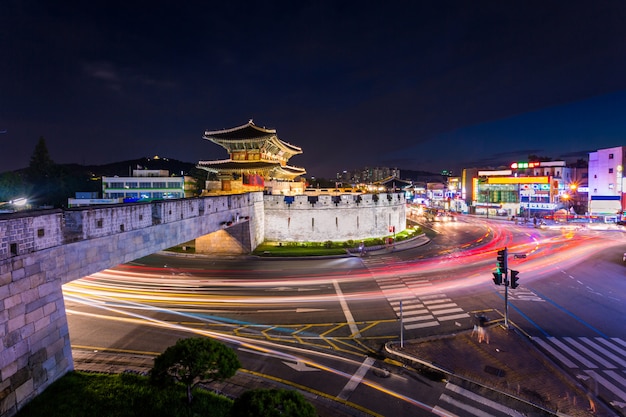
[
  {"x1": 205, "y1": 135, "x2": 302, "y2": 156},
  {"x1": 197, "y1": 159, "x2": 280, "y2": 173},
  {"x1": 204, "y1": 120, "x2": 276, "y2": 138},
  {"x1": 197, "y1": 160, "x2": 305, "y2": 180},
  {"x1": 270, "y1": 165, "x2": 307, "y2": 180},
  {"x1": 203, "y1": 121, "x2": 302, "y2": 156}
]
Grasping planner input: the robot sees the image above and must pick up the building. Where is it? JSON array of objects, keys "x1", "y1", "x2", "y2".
[
  {"x1": 198, "y1": 120, "x2": 306, "y2": 194},
  {"x1": 463, "y1": 160, "x2": 588, "y2": 218},
  {"x1": 102, "y1": 169, "x2": 195, "y2": 202},
  {"x1": 196, "y1": 121, "x2": 407, "y2": 245},
  {"x1": 588, "y1": 146, "x2": 625, "y2": 220}
]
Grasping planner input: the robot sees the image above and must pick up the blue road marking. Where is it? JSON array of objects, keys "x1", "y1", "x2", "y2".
[{"x1": 529, "y1": 288, "x2": 609, "y2": 338}]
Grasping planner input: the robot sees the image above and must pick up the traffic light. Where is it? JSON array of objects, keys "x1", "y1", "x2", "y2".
[
  {"x1": 510, "y1": 270, "x2": 520, "y2": 289},
  {"x1": 492, "y1": 272, "x2": 502, "y2": 285},
  {"x1": 496, "y1": 248, "x2": 508, "y2": 273}
]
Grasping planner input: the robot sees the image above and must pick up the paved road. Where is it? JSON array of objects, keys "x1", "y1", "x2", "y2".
[{"x1": 65, "y1": 216, "x2": 626, "y2": 416}]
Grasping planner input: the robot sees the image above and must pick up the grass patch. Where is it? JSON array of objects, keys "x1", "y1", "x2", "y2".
[
  {"x1": 252, "y1": 243, "x2": 348, "y2": 257},
  {"x1": 17, "y1": 371, "x2": 232, "y2": 417},
  {"x1": 253, "y1": 225, "x2": 422, "y2": 257}
]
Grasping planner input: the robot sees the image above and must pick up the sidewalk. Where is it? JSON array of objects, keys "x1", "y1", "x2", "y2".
[{"x1": 385, "y1": 324, "x2": 614, "y2": 417}]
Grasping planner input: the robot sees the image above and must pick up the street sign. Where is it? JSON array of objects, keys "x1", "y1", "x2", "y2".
[{"x1": 513, "y1": 254, "x2": 527, "y2": 259}]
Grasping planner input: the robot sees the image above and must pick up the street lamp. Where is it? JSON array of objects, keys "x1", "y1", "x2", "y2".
[
  {"x1": 617, "y1": 165, "x2": 624, "y2": 220},
  {"x1": 561, "y1": 193, "x2": 571, "y2": 222}
]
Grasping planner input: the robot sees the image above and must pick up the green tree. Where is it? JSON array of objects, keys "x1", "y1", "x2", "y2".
[
  {"x1": 230, "y1": 389, "x2": 317, "y2": 417},
  {"x1": 28, "y1": 136, "x2": 55, "y2": 182},
  {"x1": 150, "y1": 337, "x2": 241, "y2": 405}
]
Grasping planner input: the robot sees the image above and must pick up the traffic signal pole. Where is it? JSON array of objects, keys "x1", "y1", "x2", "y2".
[
  {"x1": 494, "y1": 247, "x2": 520, "y2": 329},
  {"x1": 504, "y1": 273, "x2": 509, "y2": 329}
]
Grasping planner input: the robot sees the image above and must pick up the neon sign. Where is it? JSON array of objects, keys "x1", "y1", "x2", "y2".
[{"x1": 511, "y1": 161, "x2": 540, "y2": 169}]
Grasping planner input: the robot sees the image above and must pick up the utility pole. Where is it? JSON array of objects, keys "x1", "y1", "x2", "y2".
[{"x1": 400, "y1": 300, "x2": 404, "y2": 348}]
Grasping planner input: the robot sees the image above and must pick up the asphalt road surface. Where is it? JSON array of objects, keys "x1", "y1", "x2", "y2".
[{"x1": 64, "y1": 216, "x2": 626, "y2": 416}]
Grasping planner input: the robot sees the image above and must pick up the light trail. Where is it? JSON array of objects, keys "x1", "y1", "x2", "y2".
[
  {"x1": 66, "y1": 291, "x2": 443, "y2": 415},
  {"x1": 63, "y1": 223, "x2": 625, "y2": 416}
]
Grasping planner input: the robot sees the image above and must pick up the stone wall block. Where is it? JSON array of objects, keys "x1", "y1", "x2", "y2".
[
  {"x1": 8, "y1": 300, "x2": 27, "y2": 321},
  {"x1": 3, "y1": 292, "x2": 21, "y2": 311},
  {"x1": 1, "y1": 338, "x2": 19, "y2": 364},
  {"x1": 19, "y1": 322, "x2": 35, "y2": 340},
  {"x1": 14, "y1": 378, "x2": 34, "y2": 410},
  {"x1": 7, "y1": 315, "x2": 25, "y2": 335},
  {"x1": 25, "y1": 293, "x2": 49, "y2": 315},
  {"x1": 1, "y1": 269, "x2": 11, "y2": 286},
  {"x1": 9, "y1": 276, "x2": 32, "y2": 298}
]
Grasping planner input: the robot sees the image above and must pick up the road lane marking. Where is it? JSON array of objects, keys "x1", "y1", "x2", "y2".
[
  {"x1": 550, "y1": 337, "x2": 597, "y2": 368},
  {"x1": 443, "y1": 382, "x2": 526, "y2": 416},
  {"x1": 564, "y1": 337, "x2": 615, "y2": 368},
  {"x1": 337, "y1": 356, "x2": 375, "y2": 400},
  {"x1": 404, "y1": 321, "x2": 439, "y2": 329},
  {"x1": 333, "y1": 280, "x2": 361, "y2": 337},
  {"x1": 534, "y1": 339, "x2": 578, "y2": 368},
  {"x1": 438, "y1": 313, "x2": 470, "y2": 321},
  {"x1": 585, "y1": 369, "x2": 626, "y2": 401},
  {"x1": 580, "y1": 338, "x2": 626, "y2": 368}
]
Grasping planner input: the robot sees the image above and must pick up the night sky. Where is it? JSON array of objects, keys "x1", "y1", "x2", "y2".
[{"x1": 2, "y1": 1, "x2": 626, "y2": 178}]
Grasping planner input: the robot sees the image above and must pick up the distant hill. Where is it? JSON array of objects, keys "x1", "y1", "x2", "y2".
[
  {"x1": 78, "y1": 156, "x2": 197, "y2": 177},
  {"x1": 2, "y1": 156, "x2": 197, "y2": 178},
  {"x1": 0, "y1": 156, "x2": 201, "y2": 208}
]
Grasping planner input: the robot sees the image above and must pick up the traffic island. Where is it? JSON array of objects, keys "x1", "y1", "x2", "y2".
[{"x1": 385, "y1": 325, "x2": 600, "y2": 417}]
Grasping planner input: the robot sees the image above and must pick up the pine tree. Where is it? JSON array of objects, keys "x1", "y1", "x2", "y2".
[{"x1": 28, "y1": 136, "x2": 55, "y2": 183}]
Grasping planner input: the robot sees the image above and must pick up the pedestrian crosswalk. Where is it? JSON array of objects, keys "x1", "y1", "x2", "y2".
[
  {"x1": 534, "y1": 336, "x2": 626, "y2": 408},
  {"x1": 434, "y1": 382, "x2": 525, "y2": 417},
  {"x1": 377, "y1": 275, "x2": 470, "y2": 330}
]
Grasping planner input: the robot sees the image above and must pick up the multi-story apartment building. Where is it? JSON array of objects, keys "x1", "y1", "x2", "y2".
[{"x1": 588, "y1": 146, "x2": 625, "y2": 219}]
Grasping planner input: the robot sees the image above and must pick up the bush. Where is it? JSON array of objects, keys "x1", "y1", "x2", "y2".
[
  {"x1": 17, "y1": 371, "x2": 233, "y2": 417},
  {"x1": 230, "y1": 389, "x2": 316, "y2": 417}
]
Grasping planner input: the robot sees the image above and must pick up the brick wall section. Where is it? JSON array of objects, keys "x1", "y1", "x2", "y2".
[{"x1": 0, "y1": 192, "x2": 264, "y2": 416}]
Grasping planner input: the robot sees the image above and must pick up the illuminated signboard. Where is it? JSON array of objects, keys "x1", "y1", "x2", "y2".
[
  {"x1": 511, "y1": 161, "x2": 540, "y2": 169},
  {"x1": 488, "y1": 176, "x2": 550, "y2": 184}
]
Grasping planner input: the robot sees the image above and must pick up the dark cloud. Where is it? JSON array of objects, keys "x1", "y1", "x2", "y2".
[{"x1": 1, "y1": 1, "x2": 625, "y2": 178}]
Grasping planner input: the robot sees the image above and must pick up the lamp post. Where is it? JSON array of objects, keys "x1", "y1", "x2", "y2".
[
  {"x1": 617, "y1": 165, "x2": 624, "y2": 220},
  {"x1": 561, "y1": 193, "x2": 571, "y2": 222}
]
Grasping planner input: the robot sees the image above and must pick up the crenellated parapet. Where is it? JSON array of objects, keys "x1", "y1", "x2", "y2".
[
  {"x1": 263, "y1": 192, "x2": 406, "y2": 242},
  {"x1": 264, "y1": 192, "x2": 405, "y2": 209},
  {"x1": 0, "y1": 194, "x2": 264, "y2": 262}
]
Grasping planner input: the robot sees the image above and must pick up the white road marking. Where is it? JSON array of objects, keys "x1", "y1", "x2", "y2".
[
  {"x1": 337, "y1": 356, "x2": 376, "y2": 400},
  {"x1": 333, "y1": 280, "x2": 360, "y2": 337}
]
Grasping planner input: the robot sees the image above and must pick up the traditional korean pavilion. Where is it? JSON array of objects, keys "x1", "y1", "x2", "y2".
[{"x1": 198, "y1": 120, "x2": 306, "y2": 191}]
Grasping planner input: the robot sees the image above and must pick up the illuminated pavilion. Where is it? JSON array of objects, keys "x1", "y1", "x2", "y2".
[{"x1": 197, "y1": 120, "x2": 306, "y2": 192}]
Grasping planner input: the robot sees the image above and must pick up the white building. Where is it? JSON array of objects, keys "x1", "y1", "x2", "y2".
[
  {"x1": 69, "y1": 170, "x2": 196, "y2": 207},
  {"x1": 102, "y1": 169, "x2": 195, "y2": 201},
  {"x1": 588, "y1": 146, "x2": 625, "y2": 219}
]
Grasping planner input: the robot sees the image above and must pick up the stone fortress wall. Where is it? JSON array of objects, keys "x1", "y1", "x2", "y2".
[
  {"x1": 263, "y1": 192, "x2": 406, "y2": 242},
  {"x1": 0, "y1": 193, "x2": 264, "y2": 417},
  {"x1": 0, "y1": 190, "x2": 406, "y2": 416}
]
